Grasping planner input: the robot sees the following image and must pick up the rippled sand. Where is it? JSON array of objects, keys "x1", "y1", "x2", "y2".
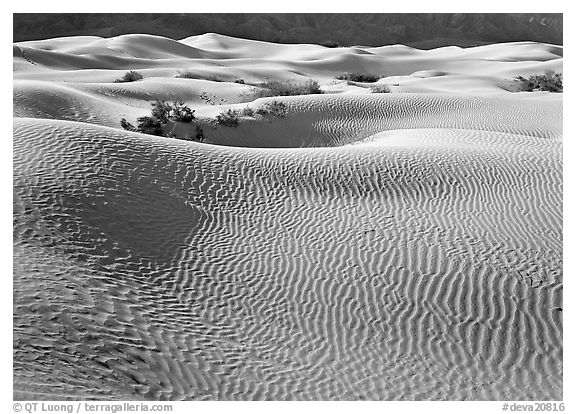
[{"x1": 13, "y1": 33, "x2": 562, "y2": 400}]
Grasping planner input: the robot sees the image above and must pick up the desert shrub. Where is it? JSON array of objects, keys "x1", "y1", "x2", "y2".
[
  {"x1": 256, "y1": 100, "x2": 288, "y2": 117},
  {"x1": 176, "y1": 72, "x2": 231, "y2": 83},
  {"x1": 150, "y1": 100, "x2": 195, "y2": 123},
  {"x1": 216, "y1": 109, "x2": 241, "y2": 127},
  {"x1": 150, "y1": 100, "x2": 171, "y2": 123},
  {"x1": 206, "y1": 75, "x2": 225, "y2": 82},
  {"x1": 241, "y1": 106, "x2": 255, "y2": 117},
  {"x1": 121, "y1": 101, "x2": 201, "y2": 139},
  {"x1": 136, "y1": 116, "x2": 163, "y2": 136},
  {"x1": 115, "y1": 70, "x2": 143, "y2": 83},
  {"x1": 175, "y1": 71, "x2": 197, "y2": 79},
  {"x1": 514, "y1": 71, "x2": 563, "y2": 92},
  {"x1": 194, "y1": 125, "x2": 207, "y2": 142},
  {"x1": 120, "y1": 118, "x2": 137, "y2": 132},
  {"x1": 303, "y1": 80, "x2": 322, "y2": 94},
  {"x1": 120, "y1": 116, "x2": 162, "y2": 135},
  {"x1": 251, "y1": 79, "x2": 323, "y2": 98},
  {"x1": 371, "y1": 85, "x2": 391, "y2": 93},
  {"x1": 169, "y1": 101, "x2": 195, "y2": 122},
  {"x1": 336, "y1": 73, "x2": 380, "y2": 83}
]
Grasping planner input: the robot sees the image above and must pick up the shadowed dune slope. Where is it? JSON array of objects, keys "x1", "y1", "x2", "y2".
[{"x1": 190, "y1": 93, "x2": 562, "y2": 148}]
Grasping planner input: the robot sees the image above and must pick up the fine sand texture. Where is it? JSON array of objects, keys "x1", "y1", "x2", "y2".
[{"x1": 13, "y1": 34, "x2": 562, "y2": 400}]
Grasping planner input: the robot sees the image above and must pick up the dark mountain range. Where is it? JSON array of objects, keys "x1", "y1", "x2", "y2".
[{"x1": 13, "y1": 13, "x2": 562, "y2": 48}]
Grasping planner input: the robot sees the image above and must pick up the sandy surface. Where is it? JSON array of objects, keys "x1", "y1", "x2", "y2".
[{"x1": 13, "y1": 33, "x2": 562, "y2": 400}]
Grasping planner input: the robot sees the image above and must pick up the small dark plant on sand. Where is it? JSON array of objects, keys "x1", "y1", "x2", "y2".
[
  {"x1": 170, "y1": 101, "x2": 195, "y2": 122},
  {"x1": 336, "y1": 73, "x2": 380, "y2": 83},
  {"x1": 115, "y1": 70, "x2": 144, "y2": 83},
  {"x1": 150, "y1": 100, "x2": 171, "y2": 123},
  {"x1": 176, "y1": 72, "x2": 227, "y2": 83},
  {"x1": 121, "y1": 116, "x2": 163, "y2": 136},
  {"x1": 241, "y1": 106, "x2": 255, "y2": 117},
  {"x1": 206, "y1": 75, "x2": 225, "y2": 83},
  {"x1": 135, "y1": 116, "x2": 163, "y2": 135},
  {"x1": 216, "y1": 109, "x2": 241, "y2": 127},
  {"x1": 120, "y1": 118, "x2": 136, "y2": 132},
  {"x1": 194, "y1": 125, "x2": 207, "y2": 142},
  {"x1": 175, "y1": 71, "x2": 197, "y2": 79},
  {"x1": 256, "y1": 100, "x2": 288, "y2": 117},
  {"x1": 514, "y1": 71, "x2": 563, "y2": 92},
  {"x1": 149, "y1": 100, "x2": 196, "y2": 123},
  {"x1": 371, "y1": 85, "x2": 391, "y2": 93}
]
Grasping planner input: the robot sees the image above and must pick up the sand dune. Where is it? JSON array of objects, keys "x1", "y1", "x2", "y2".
[{"x1": 13, "y1": 33, "x2": 562, "y2": 400}]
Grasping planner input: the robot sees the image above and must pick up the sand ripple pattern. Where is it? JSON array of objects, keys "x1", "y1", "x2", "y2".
[
  {"x1": 14, "y1": 116, "x2": 562, "y2": 400},
  {"x1": 203, "y1": 93, "x2": 561, "y2": 148}
]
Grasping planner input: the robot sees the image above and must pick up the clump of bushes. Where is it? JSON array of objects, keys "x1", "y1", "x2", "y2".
[
  {"x1": 176, "y1": 71, "x2": 224, "y2": 81},
  {"x1": 213, "y1": 100, "x2": 288, "y2": 128},
  {"x1": 150, "y1": 100, "x2": 171, "y2": 122},
  {"x1": 241, "y1": 106, "x2": 255, "y2": 117},
  {"x1": 115, "y1": 71, "x2": 144, "y2": 83},
  {"x1": 256, "y1": 100, "x2": 288, "y2": 117},
  {"x1": 136, "y1": 116, "x2": 163, "y2": 135},
  {"x1": 175, "y1": 71, "x2": 197, "y2": 79},
  {"x1": 206, "y1": 75, "x2": 225, "y2": 83},
  {"x1": 122, "y1": 98, "x2": 292, "y2": 138},
  {"x1": 215, "y1": 109, "x2": 241, "y2": 127},
  {"x1": 120, "y1": 116, "x2": 163, "y2": 136},
  {"x1": 371, "y1": 85, "x2": 391, "y2": 93},
  {"x1": 170, "y1": 101, "x2": 195, "y2": 122},
  {"x1": 176, "y1": 71, "x2": 234, "y2": 83},
  {"x1": 249, "y1": 79, "x2": 323, "y2": 98},
  {"x1": 149, "y1": 100, "x2": 195, "y2": 124},
  {"x1": 514, "y1": 70, "x2": 563, "y2": 92},
  {"x1": 121, "y1": 100, "x2": 206, "y2": 142},
  {"x1": 336, "y1": 73, "x2": 380, "y2": 83}
]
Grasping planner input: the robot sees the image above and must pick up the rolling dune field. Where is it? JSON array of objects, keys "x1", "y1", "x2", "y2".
[{"x1": 13, "y1": 33, "x2": 563, "y2": 400}]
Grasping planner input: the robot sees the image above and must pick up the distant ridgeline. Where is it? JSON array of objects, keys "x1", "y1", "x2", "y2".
[{"x1": 13, "y1": 13, "x2": 562, "y2": 48}]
